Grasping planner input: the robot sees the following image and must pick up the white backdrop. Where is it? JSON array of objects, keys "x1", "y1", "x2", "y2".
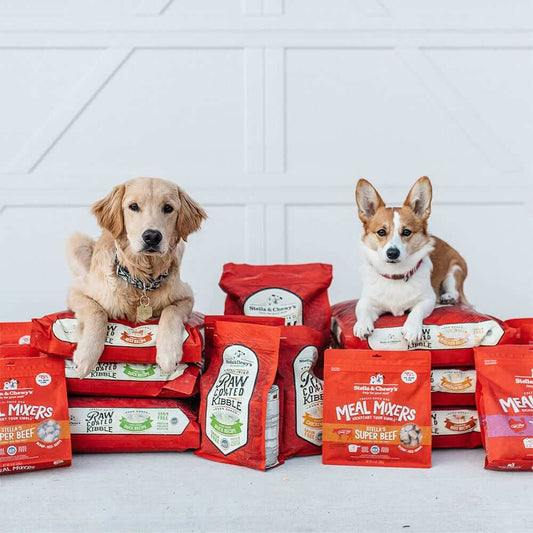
[{"x1": 0, "y1": 0, "x2": 531, "y2": 322}]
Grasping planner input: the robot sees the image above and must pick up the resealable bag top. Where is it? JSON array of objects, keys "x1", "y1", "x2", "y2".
[{"x1": 219, "y1": 263, "x2": 333, "y2": 337}]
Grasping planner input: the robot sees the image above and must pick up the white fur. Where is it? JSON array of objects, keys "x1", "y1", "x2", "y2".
[
  {"x1": 381, "y1": 212, "x2": 407, "y2": 263},
  {"x1": 354, "y1": 237, "x2": 437, "y2": 343},
  {"x1": 440, "y1": 264, "x2": 462, "y2": 304}
]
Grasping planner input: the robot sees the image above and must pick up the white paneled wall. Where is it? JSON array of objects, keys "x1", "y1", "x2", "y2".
[{"x1": 0, "y1": 1, "x2": 531, "y2": 321}]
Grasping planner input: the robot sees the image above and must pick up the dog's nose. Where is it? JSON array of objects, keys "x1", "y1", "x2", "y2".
[
  {"x1": 386, "y1": 247, "x2": 400, "y2": 260},
  {"x1": 142, "y1": 230, "x2": 162, "y2": 247}
]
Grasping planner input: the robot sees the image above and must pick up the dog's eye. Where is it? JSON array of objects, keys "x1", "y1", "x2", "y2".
[
  {"x1": 377, "y1": 229, "x2": 387, "y2": 237},
  {"x1": 129, "y1": 203, "x2": 139, "y2": 212},
  {"x1": 163, "y1": 204, "x2": 174, "y2": 214},
  {"x1": 402, "y1": 229, "x2": 412, "y2": 237}
]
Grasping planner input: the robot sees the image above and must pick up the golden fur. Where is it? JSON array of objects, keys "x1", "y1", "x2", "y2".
[{"x1": 66, "y1": 177, "x2": 207, "y2": 377}]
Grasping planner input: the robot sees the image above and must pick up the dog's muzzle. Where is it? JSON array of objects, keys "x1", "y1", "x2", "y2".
[
  {"x1": 386, "y1": 247, "x2": 400, "y2": 262},
  {"x1": 142, "y1": 229, "x2": 162, "y2": 252}
]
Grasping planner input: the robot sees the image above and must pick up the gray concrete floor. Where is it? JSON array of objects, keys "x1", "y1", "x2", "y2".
[{"x1": 1, "y1": 449, "x2": 531, "y2": 533}]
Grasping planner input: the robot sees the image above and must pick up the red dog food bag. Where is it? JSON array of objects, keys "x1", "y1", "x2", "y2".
[
  {"x1": 505, "y1": 319, "x2": 533, "y2": 345},
  {"x1": 0, "y1": 344, "x2": 39, "y2": 358},
  {"x1": 64, "y1": 360, "x2": 200, "y2": 398},
  {"x1": 68, "y1": 396, "x2": 199, "y2": 453},
  {"x1": 1, "y1": 355, "x2": 71, "y2": 475},
  {"x1": 475, "y1": 345, "x2": 533, "y2": 471},
  {"x1": 431, "y1": 368, "x2": 476, "y2": 407},
  {"x1": 431, "y1": 407, "x2": 481, "y2": 449},
  {"x1": 31, "y1": 311, "x2": 203, "y2": 364},
  {"x1": 323, "y1": 349, "x2": 432, "y2": 468},
  {"x1": 196, "y1": 321, "x2": 282, "y2": 471},
  {"x1": 278, "y1": 326, "x2": 324, "y2": 459},
  {"x1": 203, "y1": 315, "x2": 285, "y2": 371},
  {"x1": 0, "y1": 322, "x2": 32, "y2": 346},
  {"x1": 331, "y1": 300, "x2": 517, "y2": 367},
  {"x1": 219, "y1": 263, "x2": 333, "y2": 335}
]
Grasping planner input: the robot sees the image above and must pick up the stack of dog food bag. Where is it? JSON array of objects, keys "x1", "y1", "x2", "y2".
[
  {"x1": 29, "y1": 311, "x2": 204, "y2": 454},
  {"x1": 195, "y1": 263, "x2": 332, "y2": 470},
  {"x1": 329, "y1": 300, "x2": 532, "y2": 469},
  {"x1": 2, "y1": 266, "x2": 532, "y2": 474},
  {"x1": 330, "y1": 301, "x2": 518, "y2": 452}
]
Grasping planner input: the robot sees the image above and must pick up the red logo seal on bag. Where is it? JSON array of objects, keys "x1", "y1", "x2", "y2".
[{"x1": 120, "y1": 329, "x2": 153, "y2": 345}]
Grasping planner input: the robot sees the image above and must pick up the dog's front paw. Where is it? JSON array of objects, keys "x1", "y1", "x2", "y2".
[
  {"x1": 402, "y1": 319, "x2": 423, "y2": 344},
  {"x1": 156, "y1": 342, "x2": 183, "y2": 375},
  {"x1": 73, "y1": 347, "x2": 101, "y2": 378},
  {"x1": 439, "y1": 292, "x2": 458, "y2": 305},
  {"x1": 353, "y1": 318, "x2": 375, "y2": 340}
]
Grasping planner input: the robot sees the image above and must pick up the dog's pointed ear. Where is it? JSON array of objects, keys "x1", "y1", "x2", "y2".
[
  {"x1": 177, "y1": 188, "x2": 207, "y2": 242},
  {"x1": 404, "y1": 176, "x2": 432, "y2": 220},
  {"x1": 91, "y1": 184, "x2": 125, "y2": 238},
  {"x1": 355, "y1": 179, "x2": 385, "y2": 223}
]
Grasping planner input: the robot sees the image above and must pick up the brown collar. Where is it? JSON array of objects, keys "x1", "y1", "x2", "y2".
[{"x1": 380, "y1": 259, "x2": 423, "y2": 282}]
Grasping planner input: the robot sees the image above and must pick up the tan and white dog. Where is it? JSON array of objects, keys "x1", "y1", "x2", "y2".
[
  {"x1": 353, "y1": 177, "x2": 467, "y2": 343},
  {"x1": 66, "y1": 177, "x2": 206, "y2": 378}
]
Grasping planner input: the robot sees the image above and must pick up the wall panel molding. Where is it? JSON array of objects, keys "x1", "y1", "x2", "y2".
[{"x1": 0, "y1": 3, "x2": 530, "y2": 318}]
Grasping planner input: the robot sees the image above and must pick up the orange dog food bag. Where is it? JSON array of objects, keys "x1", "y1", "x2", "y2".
[
  {"x1": 475, "y1": 345, "x2": 533, "y2": 471},
  {"x1": 0, "y1": 355, "x2": 71, "y2": 475},
  {"x1": 323, "y1": 349, "x2": 432, "y2": 468}
]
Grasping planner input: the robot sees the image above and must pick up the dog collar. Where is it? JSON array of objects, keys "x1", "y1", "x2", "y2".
[
  {"x1": 114, "y1": 253, "x2": 169, "y2": 292},
  {"x1": 380, "y1": 259, "x2": 423, "y2": 282}
]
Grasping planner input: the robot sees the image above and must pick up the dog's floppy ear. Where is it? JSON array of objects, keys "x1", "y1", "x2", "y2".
[
  {"x1": 355, "y1": 179, "x2": 385, "y2": 223},
  {"x1": 91, "y1": 184, "x2": 125, "y2": 238},
  {"x1": 404, "y1": 176, "x2": 432, "y2": 221},
  {"x1": 177, "y1": 188, "x2": 207, "y2": 242}
]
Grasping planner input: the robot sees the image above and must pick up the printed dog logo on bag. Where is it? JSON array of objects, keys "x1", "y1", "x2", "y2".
[
  {"x1": 370, "y1": 373, "x2": 384, "y2": 385},
  {"x1": 243, "y1": 289, "x2": 303, "y2": 326},
  {"x1": 3, "y1": 379, "x2": 18, "y2": 391},
  {"x1": 206, "y1": 344, "x2": 259, "y2": 455},
  {"x1": 293, "y1": 346, "x2": 323, "y2": 446}
]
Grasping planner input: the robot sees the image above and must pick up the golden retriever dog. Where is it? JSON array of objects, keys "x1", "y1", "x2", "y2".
[{"x1": 66, "y1": 177, "x2": 207, "y2": 378}]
